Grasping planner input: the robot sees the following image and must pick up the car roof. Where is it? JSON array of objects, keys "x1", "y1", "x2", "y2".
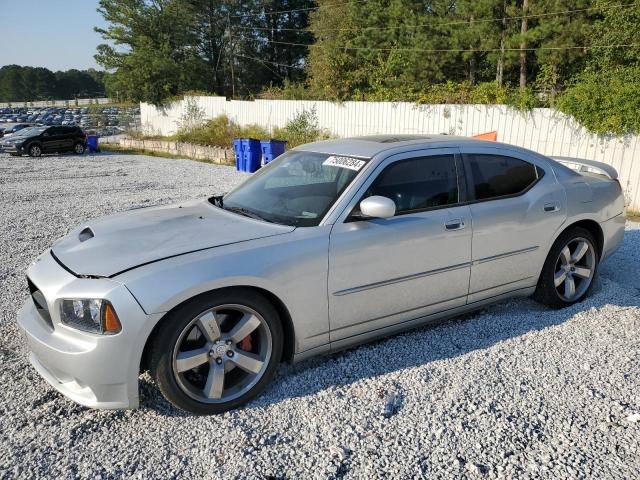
[{"x1": 294, "y1": 135, "x2": 511, "y2": 158}]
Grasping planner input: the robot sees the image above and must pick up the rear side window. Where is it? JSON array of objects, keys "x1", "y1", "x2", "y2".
[
  {"x1": 366, "y1": 155, "x2": 458, "y2": 214},
  {"x1": 465, "y1": 154, "x2": 540, "y2": 201}
]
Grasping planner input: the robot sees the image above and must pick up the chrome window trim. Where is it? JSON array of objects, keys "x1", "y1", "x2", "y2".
[
  {"x1": 327, "y1": 146, "x2": 463, "y2": 225},
  {"x1": 457, "y1": 145, "x2": 552, "y2": 205}
]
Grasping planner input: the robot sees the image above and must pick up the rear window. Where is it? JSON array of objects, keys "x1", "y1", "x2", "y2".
[{"x1": 465, "y1": 154, "x2": 541, "y2": 201}]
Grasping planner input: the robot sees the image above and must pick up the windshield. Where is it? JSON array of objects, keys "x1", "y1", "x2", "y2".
[
  {"x1": 13, "y1": 126, "x2": 45, "y2": 137},
  {"x1": 220, "y1": 151, "x2": 368, "y2": 227}
]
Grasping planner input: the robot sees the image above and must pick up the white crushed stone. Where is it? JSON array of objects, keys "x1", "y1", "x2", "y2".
[{"x1": 0, "y1": 152, "x2": 638, "y2": 479}]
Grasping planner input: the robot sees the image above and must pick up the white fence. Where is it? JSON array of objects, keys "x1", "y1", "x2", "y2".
[
  {"x1": 141, "y1": 96, "x2": 640, "y2": 211},
  {"x1": 0, "y1": 98, "x2": 111, "y2": 108}
]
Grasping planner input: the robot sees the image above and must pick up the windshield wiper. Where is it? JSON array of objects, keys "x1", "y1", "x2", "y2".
[
  {"x1": 224, "y1": 206, "x2": 271, "y2": 223},
  {"x1": 211, "y1": 195, "x2": 224, "y2": 207}
]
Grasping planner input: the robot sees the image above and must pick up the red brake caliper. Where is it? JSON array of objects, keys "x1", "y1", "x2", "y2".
[{"x1": 238, "y1": 335, "x2": 253, "y2": 352}]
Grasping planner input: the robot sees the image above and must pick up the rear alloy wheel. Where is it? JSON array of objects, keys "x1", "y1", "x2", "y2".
[
  {"x1": 73, "y1": 142, "x2": 85, "y2": 154},
  {"x1": 28, "y1": 144, "x2": 41, "y2": 157},
  {"x1": 151, "y1": 290, "x2": 282, "y2": 414},
  {"x1": 553, "y1": 237, "x2": 596, "y2": 302},
  {"x1": 534, "y1": 227, "x2": 599, "y2": 308}
]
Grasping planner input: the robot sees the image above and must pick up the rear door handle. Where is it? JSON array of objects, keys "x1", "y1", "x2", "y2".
[
  {"x1": 544, "y1": 202, "x2": 559, "y2": 212},
  {"x1": 445, "y1": 218, "x2": 465, "y2": 231}
]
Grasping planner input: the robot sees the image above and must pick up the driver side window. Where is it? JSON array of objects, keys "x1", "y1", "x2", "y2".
[{"x1": 365, "y1": 155, "x2": 459, "y2": 215}]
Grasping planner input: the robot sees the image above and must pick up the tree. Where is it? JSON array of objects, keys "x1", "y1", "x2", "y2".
[
  {"x1": 0, "y1": 65, "x2": 105, "y2": 102},
  {"x1": 557, "y1": 0, "x2": 640, "y2": 134},
  {"x1": 95, "y1": 0, "x2": 207, "y2": 104},
  {"x1": 95, "y1": 0, "x2": 314, "y2": 103}
]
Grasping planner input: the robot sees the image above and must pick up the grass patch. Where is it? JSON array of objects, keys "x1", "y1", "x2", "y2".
[
  {"x1": 101, "y1": 144, "x2": 222, "y2": 164},
  {"x1": 627, "y1": 211, "x2": 640, "y2": 223},
  {"x1": 170, "y1": 115, "x2": 269, "y2": 148},
  {"x1": 132, "y1": 111, "x2": 331, "y2": 150}
]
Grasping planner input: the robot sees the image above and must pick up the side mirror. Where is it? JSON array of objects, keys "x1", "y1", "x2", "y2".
[{"x1": 358, "y1": 195, "x2": 396, "y2": 219}]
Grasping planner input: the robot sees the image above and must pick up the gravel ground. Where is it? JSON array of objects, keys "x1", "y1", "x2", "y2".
[{"x1": 0, "y1": 152, "x2": 639, "y2": 479}]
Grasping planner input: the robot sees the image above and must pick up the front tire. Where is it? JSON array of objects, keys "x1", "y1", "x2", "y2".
[
  {"x1": 150, "y1": 289, "x2": 283, "y2": 414},
  {"x1": 28, "y1": 144, "x2": 42, "y2": 157},
  {"x1": 534, "y1": 227, "x2": 599, "y2": 308}
]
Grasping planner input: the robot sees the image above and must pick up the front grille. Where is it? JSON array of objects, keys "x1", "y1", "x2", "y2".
[{"x1": 27, "y1": 278, "x2": 53, "y2": 330}]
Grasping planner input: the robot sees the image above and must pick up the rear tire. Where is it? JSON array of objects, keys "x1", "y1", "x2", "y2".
[
  {"x1": 150, "y1": 289, "x2": 283, "y2": 415},
  {"x1": 28, "y1": 144, "x2": 42, "y2": 157},
  {"x1": 533, "y1": 227, "x2": 599, "y2": 308},
  {"x1": 73, "y1": 142, "x2": 85, "y2": 155}
]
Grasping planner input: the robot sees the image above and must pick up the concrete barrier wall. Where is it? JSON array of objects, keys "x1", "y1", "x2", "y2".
[
  {"x1": 140, "y1": 97, "x2": 640, "y2": 211},
  {"x1": 112, "y1": 138, "x2": 234, "y2": 165}
]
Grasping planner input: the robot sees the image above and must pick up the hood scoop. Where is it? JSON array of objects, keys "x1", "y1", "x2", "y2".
[
  {"x1": 52, "y1": 199, "x2": 294, "y2": 277},
  {"x1": 78, "y1": 227, "x2": 94, "y2": 242}
]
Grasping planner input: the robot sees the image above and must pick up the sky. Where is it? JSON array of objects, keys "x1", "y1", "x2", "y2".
[{"x1": 0, "y1": 0, "x2": 108, "y2": 71}]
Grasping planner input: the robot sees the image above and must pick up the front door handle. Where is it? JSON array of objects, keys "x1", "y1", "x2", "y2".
[
  {"x1": 544, "y1": 202, "x2": 559, "y2": 212},
  {"x1": 445, "y1": 218, "x2": 465, "y2": 231}
]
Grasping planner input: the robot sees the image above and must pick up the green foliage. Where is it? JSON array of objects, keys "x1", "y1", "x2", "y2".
[
  {"x1": 171, "y1": 115, "x2": 269, "y2": 147},
  {"x1": 557, "y1": 67, "x2": 640, "y2": 136},
  {"x1": 176, "y1": 97, "x2": 206, "y2": 133},
  {"x1": 259, "y1": 80, "x2": 317, "y2": 100},
  {"x1": 273, "y1": 107, "x2": 331, "y2": 147},
  {"x1": 90, "y1": 0, "x2": 638, "y2": 135},
  {"x1": 414, "y1": 81, "x2": 539, "y2": 110},
  {"x1": 0, "y1": 65, "x2": 105, "y2": 102},
  {"x1": 555, "y1": 1, "x2": 640, "y2": 135},
  {"x1": 306, "y1": 0, "x2": 597, "y2": 101},
  {"x1": 95, "y1": 0, "x2": 314, "y2": 104},
  {"x1": 158, "y1": 110, "x2": 330, "y2": 149},
  {"x1": 258, "y1": 80, "x2": 540, "y2": 111}
]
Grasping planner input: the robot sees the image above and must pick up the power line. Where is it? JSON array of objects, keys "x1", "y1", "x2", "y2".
[
  {"x1": 230, "y1": 0, "x2": 370, "y2": 19},
  {"x1": 234, "y1": 2, "x2": 636, "y2": 33},
  {"x1": 257, "y1": 40, "x2": 640, "y2": 56},
  {"x1": 234, "y1": 53, "x2": 302, "y2": 72}
]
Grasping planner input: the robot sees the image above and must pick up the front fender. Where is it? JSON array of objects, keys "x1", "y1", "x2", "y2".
[{"x1": 116, "y1": 226, "x2": 332, "y2": 354}]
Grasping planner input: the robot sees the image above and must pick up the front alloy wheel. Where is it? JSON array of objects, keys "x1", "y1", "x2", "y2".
[
  {"x1": 172, "y1": 305, "x2": 272, "y2": 404},
  {"x1": 151, "y1": 290, "x2": 283, "y2": 414},
  {"x1": 28, "y1": 144, "x2": 41, "y2": 157}
]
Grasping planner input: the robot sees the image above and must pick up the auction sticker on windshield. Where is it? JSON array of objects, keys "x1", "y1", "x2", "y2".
[{"x1": 323, "y1": 156, "x2": 366, "y2": 171}]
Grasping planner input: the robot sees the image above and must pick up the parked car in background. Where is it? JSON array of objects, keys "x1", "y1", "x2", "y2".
[
  {"x1": 17, "y1": 135, "x2": 625, "y2": 414},
  {"x1": 0, "y1": 123, "x2": 32, "y2": 137},
  {"x1": 0, "y1": 125, "x2": 86, "y2": 156}
]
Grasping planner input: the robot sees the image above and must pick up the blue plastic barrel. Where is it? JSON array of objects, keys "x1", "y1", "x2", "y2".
[
  {"x1": 260, "y1": 139, "x2": 287, "y2": 165},
  {"x1": 87, "y1": 135, "x2": 99, "y2": 153},
  {"x1": 240, "y1": 138, "x2": 261, "y2": 173},
  {"x1": 232, "y1": 139, "x2": 244, "y2": 171}
]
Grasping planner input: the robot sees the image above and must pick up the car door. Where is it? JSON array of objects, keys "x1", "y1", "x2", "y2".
[
  {"x1": 459, "y1": 146, "x2": 567, "y2": 303},
  {"x1": 328, "y1": 148, "x2": 472, "y2": 344},
  {"x1": 41, "y1": 127, "x2": 61, "y2": 152},
  {"x1": 58, "y1": 127, "x2": 75, "y2": 151}
]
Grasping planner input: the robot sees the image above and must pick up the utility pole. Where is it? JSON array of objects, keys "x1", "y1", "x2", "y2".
[
  {"x1": 227, "y1": 12, "x2": 236, "y2": 98},
  {"x1": 519, "y1": 0, "x2": 529, "y2": 90},
  {"x1": 496, "y1": 0, "x2": 506, "y2": 87}
]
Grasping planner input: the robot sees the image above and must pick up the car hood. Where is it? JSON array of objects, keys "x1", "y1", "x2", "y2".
[{"x1": 51, "y1": 199, "x2": 295, "y2": 277}]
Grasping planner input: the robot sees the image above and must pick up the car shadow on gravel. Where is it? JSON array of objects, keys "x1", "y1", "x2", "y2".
[{"x1": 142, "y1": 229, "x2": 640, "y2": 417}]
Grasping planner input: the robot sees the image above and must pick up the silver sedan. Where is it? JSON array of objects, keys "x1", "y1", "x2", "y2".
[{"x1": 18, "y1": 135, "x2": 626, "y2": 414}]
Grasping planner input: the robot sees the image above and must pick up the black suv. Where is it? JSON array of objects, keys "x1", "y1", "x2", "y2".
[{"x1": 0, "y1": 126, "x2": 87, "y2": 157}]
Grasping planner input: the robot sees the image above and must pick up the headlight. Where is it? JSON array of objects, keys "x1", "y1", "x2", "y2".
[{"x1": 59, "y1": 299, "x2": 122, "y2": 334}]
